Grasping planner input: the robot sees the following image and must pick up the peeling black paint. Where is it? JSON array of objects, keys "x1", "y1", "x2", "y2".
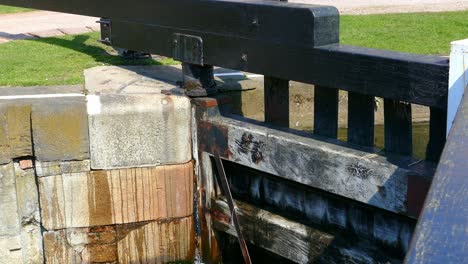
[{"x1": 235, "y1": 133, "x2": 264, "y2": 164}]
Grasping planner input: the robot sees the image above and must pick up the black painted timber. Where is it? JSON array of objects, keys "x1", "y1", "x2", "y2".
[
  {"x1": 384, "y1": 99, "x2": 413, "y2": 155},
  {"x1": 0, "y1": 0, "x2": 449, "y2": 108},
  {"x1": 264, "y1": 77, "x2": 290, "y2": 127},
  {"x1": 348, "y1": 92, "x2": 375, "y2": 146},
  {"x1": 314, "y1": 86, "x2": 338, "y2": 138},
  {"x1": 405, "y1": 93, "x2": 468, "y2": 263},
  {"x1": 426, "y1": 107, "x2": 447, "y2": 161}
]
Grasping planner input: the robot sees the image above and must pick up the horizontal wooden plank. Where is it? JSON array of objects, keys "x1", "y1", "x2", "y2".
[
  {"x1": 222, "y1": 159, "x2": 416, "y2": 250},
  {"x1": 0, "y1": 0, "x2": 339, "y2": 47},
  {"x1": 197, "y1": 114, "x2": 437, "y2": 216},
  {"x1": 212, "y1": 198, "x2": 402, "y2": 263},
  {"x1": 109, "y1": 21, "x2": 448, "y2": 108}
]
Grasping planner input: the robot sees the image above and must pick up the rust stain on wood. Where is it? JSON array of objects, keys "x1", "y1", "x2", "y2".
[{"x1": 198, "y1": 121, "x2": 232, "y2": 158}]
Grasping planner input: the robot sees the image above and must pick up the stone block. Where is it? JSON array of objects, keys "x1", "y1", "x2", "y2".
[
  {"x1": 31, "y1": 97, "x2": 89, "y2": 162},
  {"x1": 0, "y1": 163, "x2": 20, "y2": 236},
  {"x1": 117, "y1": 217, "x2": 195, "y2": 264},
  {"x1": 43, "y1": 217, "x2": 194, "y2": 264},
  {"x1": 0, "y1": 104, "x2": 32, "y2": 164},
  {"x1": 87, "y1": 94, "x2": 191, "y2": 169},
  {"x1": 35, "y1": 160, "x2": 91, "y2": 177},
  {"x1": 0, "y1": 107, "x2": 10, "y2": 165},
  {"x1": 40, "y1": 162, "x2": 194, "y2": 230},
  {"x1": 7, "y1": 105, "x2": 32, "y2": 158},
  {"x1": 0, "y1": 235, "x2": 22, "y2": 264},
  {"x1": 14, "y1": 163, "x2": 44, "y2": 263}
]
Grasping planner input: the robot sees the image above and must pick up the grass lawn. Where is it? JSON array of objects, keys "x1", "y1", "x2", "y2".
[
  {"x1": 341, "y1": 11, "x2": 468, "y2": 55},
  {"x1": 0, "y1": 11, "x2": 467, "y2": 86},
  {"x1": 0, "y1": 5, "x2": 32, "y2": 14},
  {"x1": 0, "y1": 32, "x2": 176, "y2": 86}
]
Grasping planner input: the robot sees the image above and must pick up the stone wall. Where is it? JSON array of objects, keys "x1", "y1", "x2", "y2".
[{"x1": 0, "y1": 66, "x2": 195, "y2": 263}]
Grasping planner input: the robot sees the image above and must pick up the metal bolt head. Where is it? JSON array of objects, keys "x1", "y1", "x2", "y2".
[{"x1": 241, "y1": 53, "x2": 248, "y2": 62}]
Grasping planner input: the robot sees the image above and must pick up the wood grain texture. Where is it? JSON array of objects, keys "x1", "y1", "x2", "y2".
[
  {"x1": 199, "y1": 115, "x2": 436, "y2": 215},
  {"x1": 405, "y1": 93, "x2": 468, "y2": 264},
  {"x1": 39, "y1": 162, "x2": 194, "y2": 230},
  {"x1": 212, "y1": 199, "x2": 403, "y2": 263}
]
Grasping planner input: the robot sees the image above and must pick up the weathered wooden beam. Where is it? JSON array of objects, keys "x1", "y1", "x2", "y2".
[
  {"x1": 314, "y1": 86, "x2": 338, "y2": 138},
  {"x1": 197, "y1": 114, "x2": 436, "y2": 216},
  {"x1": 212, "y1": 198, "x2": 402, "y2": 263},
  {"x1": 108, "y1": 20, "x2": 448, "y2": 108},
  {"x1": 222, "y1": 159, "x2": 416, "y2": 251},
  {"x1": 405, "y1": 92, "x2": 468, "y2": 264}
]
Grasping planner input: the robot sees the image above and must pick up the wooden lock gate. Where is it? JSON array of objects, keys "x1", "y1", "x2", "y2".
[{"x1": 0, "y1": 0, "x2": 466, "y2": 263}]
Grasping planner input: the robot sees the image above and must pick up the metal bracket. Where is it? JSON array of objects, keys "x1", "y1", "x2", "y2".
[
  {"x1": 173, "y1": 34, "x2": 204, "y2": 65},
  {"x1": 97, "y1": 18, "x2": 112, "y2": 46}
]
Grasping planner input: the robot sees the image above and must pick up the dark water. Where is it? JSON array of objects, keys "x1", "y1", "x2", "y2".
[{"x1": 337, "y1": 122, "x2": 430, "y2": 159}]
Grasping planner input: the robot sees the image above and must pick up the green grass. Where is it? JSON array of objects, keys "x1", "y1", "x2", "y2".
[
  {"x1": 341, "y1": 11, "x2": 468, "y2": 55},
  {"x1": 0, "y1": 32, "x2": 176, "y2": 86},
  {"x1": 0, "y1": 11, "x2": 467, "y2": 86},
  {"x1": 0, "y1": 5, "x2": 33, "y2": 14}
]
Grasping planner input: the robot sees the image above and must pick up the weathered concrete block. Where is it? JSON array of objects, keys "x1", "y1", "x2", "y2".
[
  {"x1": 31, "y1": 97, "x2": 89, "y2": 162},
  {"x1": 0, "y1": 163, "x2": 20, "y2": 236},
  {"x1": 35, "y1": 160, "x2": 91, "y2": 177},
  {"x1": 13, "y1": 163, "x2": 44, "y2": 263},
  {"x1": 40, "y1": 162, "x2": 194, "y2": 230},
  {"x1": 87, "y1": 94, "x2": 191, "y2": 169},
  {"x1": 44, "y1": 217, "x2": 194, "y2": 264}
]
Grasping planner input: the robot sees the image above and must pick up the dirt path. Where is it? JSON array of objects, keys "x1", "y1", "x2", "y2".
[{"x1": 0, "y1": 11, "x2": 98, "y2": 44}]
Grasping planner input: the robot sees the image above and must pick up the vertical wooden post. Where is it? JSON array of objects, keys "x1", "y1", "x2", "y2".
[
  {"x1": 314, "y1": 86, "x2": 339, "y2": 138},
  {"x1": 426, "y1": 107, "x2": 447, "y2": 161},
  {"x1": 384, "y1": 99, "x2": 413, "y2": 155},
  {"x1": 264, "y1": 0, "x2": 289, "y2": 128},
  {"x1": 264, "y1": 77, "x2": 290, "y2": 127},
  {"x1": 348, "y1": 92, "x2": 375, "y2": 146}
]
